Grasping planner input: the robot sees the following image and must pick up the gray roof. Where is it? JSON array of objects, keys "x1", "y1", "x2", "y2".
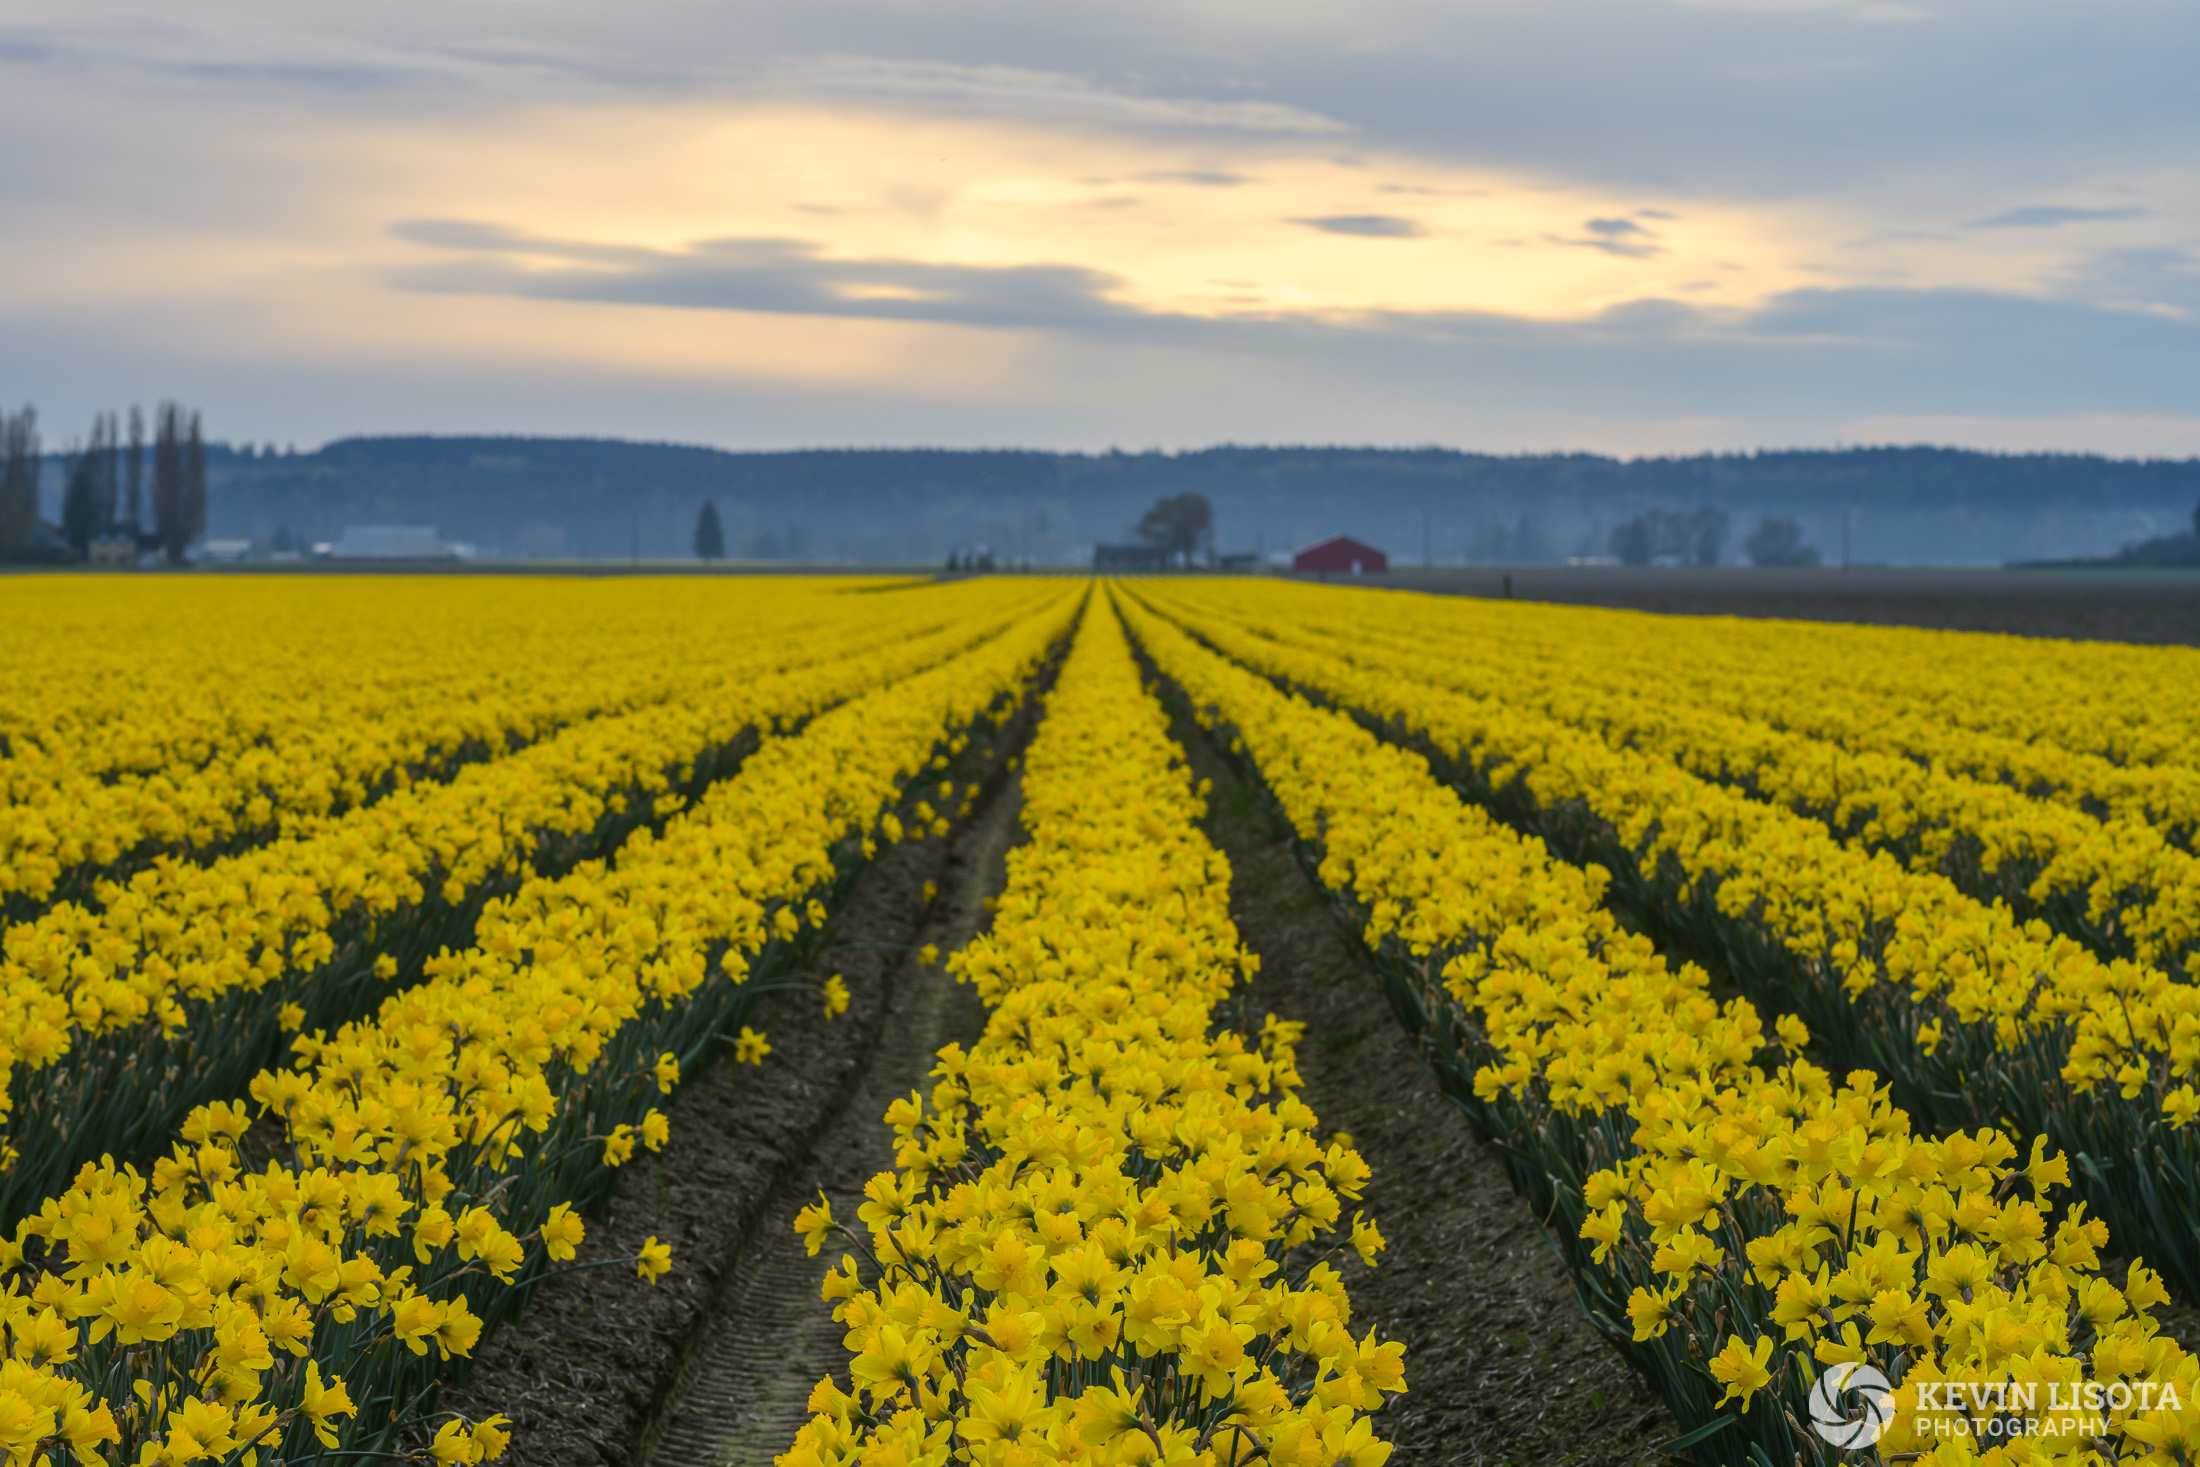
[{"x1": 327, "y1": 525, "x2": 456, "y2": 559}]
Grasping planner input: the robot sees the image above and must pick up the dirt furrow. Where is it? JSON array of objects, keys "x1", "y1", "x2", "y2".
[
  {"x1": 432, "y1": 729, "x2": 1031, "y2": 1467},
  {"x1": 645, "y1": 777, "x2": 1017, "y2": 1466},
  {"x1": 448, "y1": 651, "x2": 1675, "y2": 1467},
  {"x1": 1173, "y1": 709, "x2": 1677, "y2": 1467}
]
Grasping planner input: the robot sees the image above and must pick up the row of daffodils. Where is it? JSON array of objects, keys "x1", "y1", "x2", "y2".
[
  {"x1": 1145, "y1": 581, "x2": 2200, "y2": 971},
  {"x1": 1120, "y1": 588, "x2": 2200, "y2": 1465},
  {"x1": 0, "y1": 578, "x2": 894, "y2": 912},
  {"x1": 782, "y1": 596, "x2": 1403, "y2": 1467},
  {"x1": 0, "y1": 582, "x2": 1080, "y2": 1467},
  {"x1": 0, "y1": 580, "x2": 1058, "y2": 1225},
  {"x1": 1209, "y1": 579, "x2": 2200, "y2": 832},
  {"x1": 1139, "y1": 581, "x2": 2200, "y2": 1309}
]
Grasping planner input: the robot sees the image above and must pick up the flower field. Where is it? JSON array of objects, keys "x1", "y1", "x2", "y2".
[
  {"x1": 786, "y1": 597, "x2": 1399, "y2": 1467},
  {"x1": 1127, "y1": 579, "x2": 2200, "y2": 1464},
  {"x1": 3, "y1": 572, "x2": 2197, "y2": 1467}
]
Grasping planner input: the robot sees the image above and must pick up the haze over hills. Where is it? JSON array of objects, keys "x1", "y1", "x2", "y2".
[{"x1": 154, "y1": 436, "x2": 2200, "y2": 566}]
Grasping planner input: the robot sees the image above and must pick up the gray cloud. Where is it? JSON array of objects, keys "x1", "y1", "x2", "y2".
[
  {"x1": 1967, "y1": 204, "x2": 2151, "y2": 230},
  {"x1": 18, "y1": 246, "x2": 2200, "y2": 459},
  {"x1": 748, "y1": 55, "x2": 1348, "y2": 134},
  {"x1": 2054, "y1": 245, "x2": 2200, "y2": 318},
  {"x1": 383, "y1": 216, "x2": 2200, "y2": 425},
  {"x1": 1550, "y1": 217, "x2": 1664, "y2": 259},
  {"x1": 7, "y1": 1, "x2": 2200, "y2": 455},
  {"x1": 1293, "y1": 214, "x2": 1426, "y2": 238},
  {"x1": 1288, "y1": 285, "x2": 2200, "y2": 422},
  {"x1": 390, "y1": 219, "x2": 656, "y2": 266},
  {"x1": 1227, "y1": 3, "x2": 2197, "y2": 205},
  {"x1": 9, "y1": 2, "x2": 2194, "y2": 202},
  {"x1": 0, "y1": 18, "x2": 545, "y2": 95},
  {"x1": 389, "y1": 221, "x2": 1134, "y2": 330},
  {"x1": 1137, "y1": 169, "x2": 1255, "y2": 187},
  {"x1": 1842, "y1": 227, "x2": 1957, "y2": 249},
  {"x1": 0, "y1": 22, "x2": 1350, "y2": 136}
]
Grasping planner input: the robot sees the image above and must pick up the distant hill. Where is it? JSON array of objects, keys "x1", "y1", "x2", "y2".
[
  {"x1": 170, "y1": 437, "x2": 2200, "y2": 566},
  {"x1": 2083, "y1": 527, "x2": 2200, "y2": 568}
]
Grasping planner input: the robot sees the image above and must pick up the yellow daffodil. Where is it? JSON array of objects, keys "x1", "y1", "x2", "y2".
[{"x1": 1708, "y1": 1333, "x2": 1775, "y2": 1407}]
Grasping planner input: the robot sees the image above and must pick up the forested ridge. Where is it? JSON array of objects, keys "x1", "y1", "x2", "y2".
[{"x1": 40, "y1": 435, "x2": 2200, "y2": 563}]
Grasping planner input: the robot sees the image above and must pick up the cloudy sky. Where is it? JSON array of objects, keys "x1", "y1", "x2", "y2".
[{"x1": 2, "y1": 0, "x2": 2195, "y2": 454}]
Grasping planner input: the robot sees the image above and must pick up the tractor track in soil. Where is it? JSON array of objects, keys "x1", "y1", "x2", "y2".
[{"x1": 642, "y1": 777, "x2": 1019, "y2": 1467}]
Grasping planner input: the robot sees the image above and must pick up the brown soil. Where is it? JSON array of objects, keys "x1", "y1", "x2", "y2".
[
  {"x1": 1176, "y1": 711, "x2": 1676, "y2": 1467},
  {"x1": 435, "y1": 752, "x2": 1025, "y2": 1467},
  {"x1": 1378, "y1": 566, "x2": 2200, "y2": 645},
  {"x1": 446, "y1": 683, "x2": 1681, "y2": 1467},
  {"x1": 642, "y1": 781, "x2": 1015, "y2": 1467}
]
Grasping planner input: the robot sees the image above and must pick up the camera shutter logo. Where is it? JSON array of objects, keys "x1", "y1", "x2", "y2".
[{"x1": 1809, "y1": 1363, "x2": 1894, "y2": 1449}]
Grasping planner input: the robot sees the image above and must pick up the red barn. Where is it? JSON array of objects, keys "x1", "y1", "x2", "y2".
[{"x1": 1292, "y1": 535, "x2": 1388, "y2": 574}]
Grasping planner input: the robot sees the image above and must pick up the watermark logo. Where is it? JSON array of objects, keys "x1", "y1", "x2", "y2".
[
  {"x1": 1910, "y1": 1380, "x2": 2180, "y2": 1443},
  {"x1": 1808, "y1": 1363, "x2": 1894, "y2": 1449},
  {"x1": 1805, "y1": 1369, "x2": 2184, "y2": 1452}
]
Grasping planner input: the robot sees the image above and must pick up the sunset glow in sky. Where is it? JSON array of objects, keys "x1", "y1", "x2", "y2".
[{"x1": 3, "y1": 1, "x2": 2196, "y2": 453}]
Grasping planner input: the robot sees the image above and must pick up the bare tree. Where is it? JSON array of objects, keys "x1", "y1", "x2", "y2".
[
  {"x1": 1135, "y1": 493, "x2": 1213, "y2": 567},
  {"x1": 1688, "y1": 506, "x2": 1729, "y2": 565},
  {"x1": 1745, "y1": 516, "x2": 1821, "y2": 566},
  {"x1": 1610, "y1": 506, "x2": 1729, "y2": 566},
  {"x1": 1611, "y1": 514, "x2": 1654, "y2": 566}
]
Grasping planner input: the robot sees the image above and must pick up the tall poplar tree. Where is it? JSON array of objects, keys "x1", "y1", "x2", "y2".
[
  {"x1": 62, "y1": 441, "x2": 101, "y2": 554},
  {"x1": 99, "y1": 411, "x2": 119, "y2": 535},
  {"x1": 62, "y1": 414, "x2": 123, "y2": 555},
  {"x1": 694, "y1": 500, "x2": 725, "y2": 561},
  {"x1": 183, "y1": 412, "x2": 206, "y2": 556},
  {"x1": 125, "y1": 405, "x2": 145, "y2": 544},
  {"x1": 154, "y1": 402, "x2": 188, "y2": 563},
  {"x1": 0, "y1": 407, "x2": 37, "y2": 556}
]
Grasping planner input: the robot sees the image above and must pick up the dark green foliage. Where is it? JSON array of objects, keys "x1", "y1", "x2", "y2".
[
  {"x1": 1, "y1": 406, "x2": 41, "y2": 556},
  {"x1": 60, "y1": 412, "x2": 120, "y2": 555},
  {"x1": 694, "y1": 499, "x2": 725, "y2": 561},
  {"x1": 153, "y1": 401, "x2": 207, "y2": 564},
  {"x1": 124, "y1": 405, "x2": 145, "y2": 541},
  {"x1": 1611, "y1": 505, "x2": 1728, "y2": 565},
  {"x1": 192, "y1": 437, "x2": 2200, "y2": 565},
  {"x1": 1135, "y1": 492, "x2": 1214, "y2": 565},
  {"x1": 1743, "y1": 515, "x2": 1820, "y2": 566}
]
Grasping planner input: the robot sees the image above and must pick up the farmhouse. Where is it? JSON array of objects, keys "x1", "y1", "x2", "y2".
[{"x1": 1292, "y1": 535, "x2": 1387, "y2": 574}]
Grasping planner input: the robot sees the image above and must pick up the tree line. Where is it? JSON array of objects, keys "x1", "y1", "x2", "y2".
[
  {"x1": 0, "y1": 403, "x2": 208, "y2": 565},
  {"x1": 1609, "y1": 507, "x2": 1822, "y2": 566}
]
